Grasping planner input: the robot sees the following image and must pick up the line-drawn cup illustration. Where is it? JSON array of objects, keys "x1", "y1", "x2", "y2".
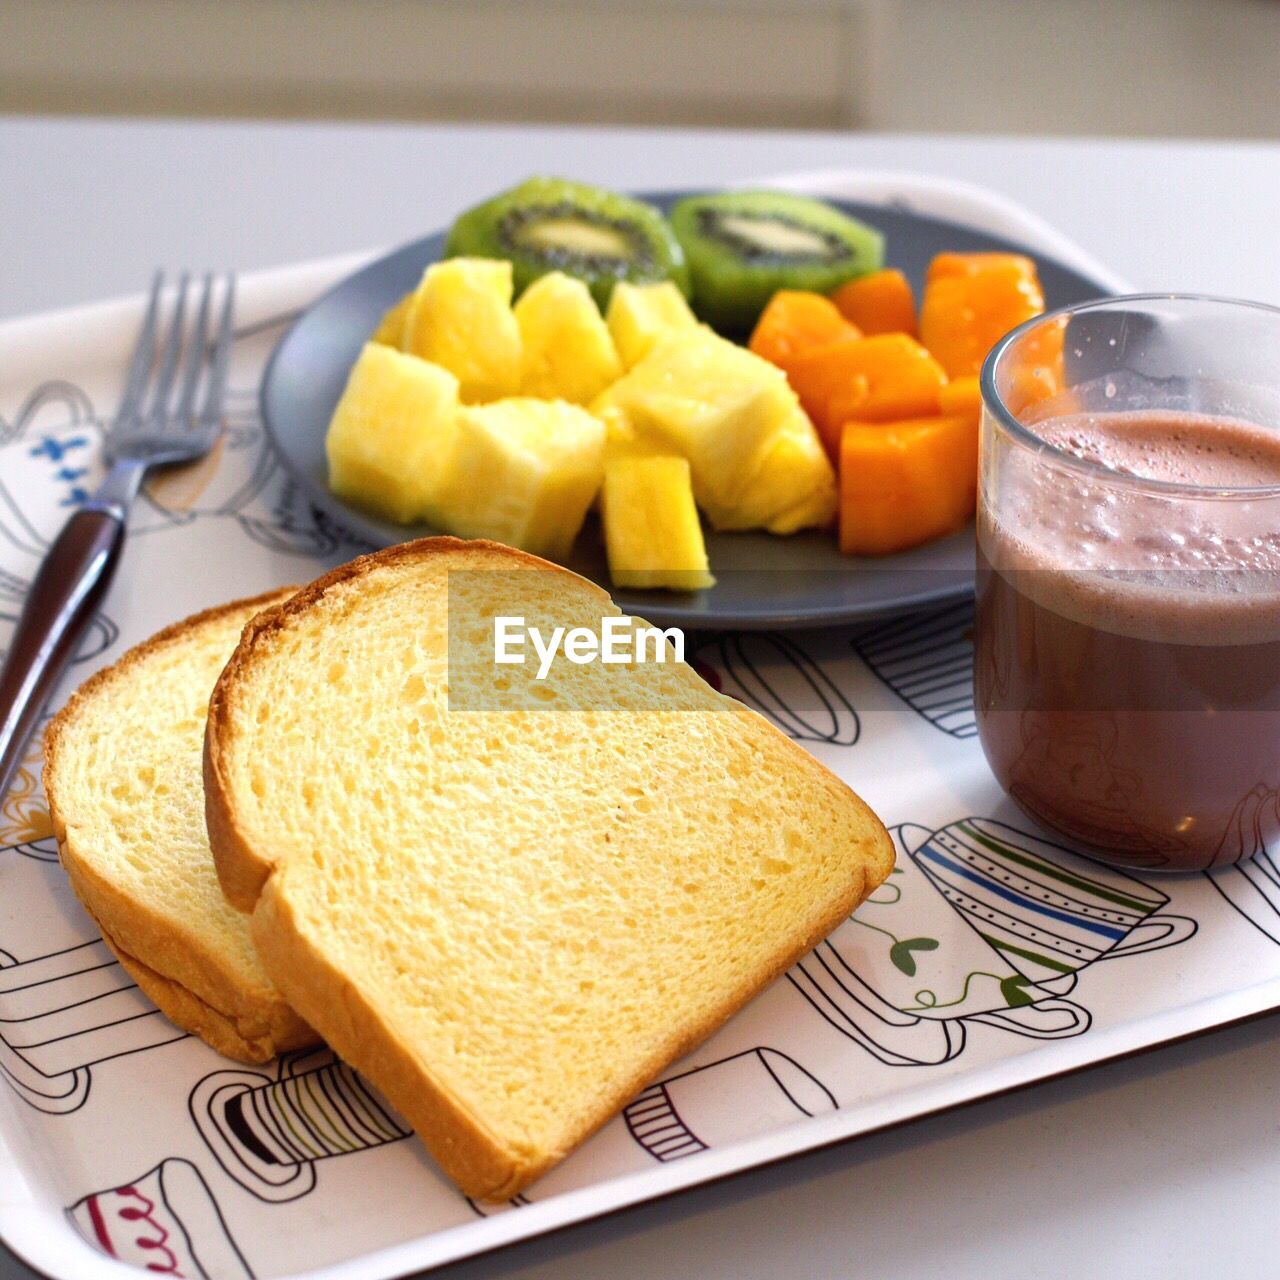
[
  {"x1": 190, "y1": 1048, "x2": 411, "y2": 1203},
  {"x1": 790, "y1": 818, "x2": 1197, "y2": 1066},
  {"x1": 692, "y1": 633, "x2": 860, "y2": 745},
  {"x1": 470, "y1": 1048, "x2": 836, "y2": 1217},
  {"x1": 852, "y1": 601, "x2": 976, "y2": 738},
  {"x1": 70, "y1": 1157, "x2": 253, "y2": 1279},
  {"x1": 624, "y1": 1047, "x2": 837, "y2": 1162},
  {"x1": 1205, "y1": 787, "x2": 1280, "y2": 941},
  {"x1": 0, "y1": 938, "x2": 186, "y2": 1113}
]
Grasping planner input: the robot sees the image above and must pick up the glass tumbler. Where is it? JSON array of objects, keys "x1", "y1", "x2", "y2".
[{"x1": 974, "y1": 295, "x2": 1280, "y2": 872}]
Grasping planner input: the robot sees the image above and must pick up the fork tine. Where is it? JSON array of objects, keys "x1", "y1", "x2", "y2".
[
  {"x1": 174, "y1": 274, "x2": 215, "y2": 428},
  {"x1": 197, "y1": 274, "x2": 236, "y2": 429},
  {"x1": 144, "y1": 272, "x2": 190, "y2": 424},
  {"x1": 115, "y1": 271, "x2": 164, "y2": 424}
]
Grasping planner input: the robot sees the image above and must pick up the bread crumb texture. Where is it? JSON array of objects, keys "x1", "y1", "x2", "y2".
[
  {"x1": 207, "y1": 538, "x2": 893, "y2": 1196},
  {"x1": 45, "y1": 592, "x2": 316, "y2": 1062}
]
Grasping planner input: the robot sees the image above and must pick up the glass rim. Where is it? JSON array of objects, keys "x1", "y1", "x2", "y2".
[{"x1": 980, "y1": 291, "x2": 1280, "y2": 499}]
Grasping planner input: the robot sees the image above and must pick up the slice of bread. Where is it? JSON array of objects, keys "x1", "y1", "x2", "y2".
[
  {"x1": 44, "y1": 593, "x2": 318, "y2": 1063},
  {"x1": 205, "y1": 538, "x2": 893, "y2": 1198}
]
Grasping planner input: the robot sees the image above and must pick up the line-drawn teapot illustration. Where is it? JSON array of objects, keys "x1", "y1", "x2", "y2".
[
  {"x1": 692, "y1": 633, "x2": 860, "y2": 745},
  {"x1": 70, "y1": 1157, "x2": 252, "y2": 1279},
  {"x1": 790, "y1": 817, "x2": 1197, "y2": 1066},
  {"x1": 0, "y1": 728, "x2": 62, "y2": 862},
  {"x1": 0, "y1": 937, "x2": 187, "y2": 1113},
  {"x1": 0, "y1": 379, "x2": 355, "y2": 567},
  {"x1": 190, "y1": 1048, "x2": 411, "y2": 1203},
  {"x1": 133, "y1": 388, "x2": 350, "y2": 559},
  {"x1": 851, "y1": 601, "x2": 976, "y2": 739},
  {"x1": 1004, "y1": 712, "x2": 1188, "y2": 869}
]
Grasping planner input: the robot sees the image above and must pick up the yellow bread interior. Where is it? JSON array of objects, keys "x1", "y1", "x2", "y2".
[
  {"x1": 44, "y1": 592, "x2": 318, "y2": 1063},
  {"x1": 205, "y1": 538, "x2": 893, "y2": 1197}
]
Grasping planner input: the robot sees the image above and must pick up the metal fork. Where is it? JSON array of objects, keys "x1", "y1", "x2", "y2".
[{"x1": 0, "y1": 272, "x2": 234, "y2": 800}]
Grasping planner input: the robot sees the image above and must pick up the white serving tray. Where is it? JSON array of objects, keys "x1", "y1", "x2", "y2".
[{"x1": 2, "y1": 173, "x2": 1277, "y2": 1280}]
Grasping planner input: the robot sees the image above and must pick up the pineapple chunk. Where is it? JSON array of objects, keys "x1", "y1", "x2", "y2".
[
  {"x1": 606, "y1": 282, "x2": 700, "y2": 369},
  {"x1": 371, "y1": 291, "x2": 413, "y2": 346},
  {"x1": 699, "y1": 402, "x2": 837, "y2": 534},
  {"x1": 595, "y1": 396, "x2": 665, "y2": 465},
  {"x1": 430, "y1": 398, "x2": 604, "y2": 560},
  {"x1": 603, "y1": 456, "x2": 714, "y2": 591},
  {"x1": 326, "y1": 343, "x2": 459, "y2": 523},
  {"x1": 591, "y1": 328, "x2": 794, "y2": 515},
  {"x1": 402, "y1": 258, "x2": 522, "y2": 403},
  {"x1": 602, "y1": 456, "x2": 714, "y2": 592},
  {"x1": 514, "y1": 272, "x2": 622, "y2": 405}
]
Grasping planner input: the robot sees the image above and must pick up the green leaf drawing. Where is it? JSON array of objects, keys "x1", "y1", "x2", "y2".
[
  {"x1": 889, "y1": 937, "x2": 940, "y2": 976},
  {"x1": 1000, "y1": 975, "x2": 1035, "y2": 1008}
]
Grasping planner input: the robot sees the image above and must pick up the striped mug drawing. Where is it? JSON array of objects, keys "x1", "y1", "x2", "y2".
[
  {"x1": 190, "y1": 1049, "x2": 411, "y2": 1202},
  {"x1": 694, "y1": 634, "x2": 860, "y2": 746},
  {"x1": 790, "y1": 818, "x2": 1196, "y2": 1066},
  {"x1": 472, "y1": 1048, "x2": 837, "y2": 1218},
  {"x1": 70, "y1": 1158, "x2": 251, "y2": 1280},
  {"x1": 852, "y1": 601, "x2": 976, "y2": 739},
  {"x1": 624, "y1": 1047, "x2": 836, "y2": 1163},
  {"x1": 0, "y1": 938, "x2": 185, "y2": 1113}
]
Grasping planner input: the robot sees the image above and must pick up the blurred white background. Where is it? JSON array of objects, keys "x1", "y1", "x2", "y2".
[{"x1": 1, "y1": 0, "x2": 1278, "y2": 137}]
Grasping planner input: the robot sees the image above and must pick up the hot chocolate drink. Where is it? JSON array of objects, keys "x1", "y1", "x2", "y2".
[{"x1": 975, "y1": 410, "x2": 1280, "y2": 871}]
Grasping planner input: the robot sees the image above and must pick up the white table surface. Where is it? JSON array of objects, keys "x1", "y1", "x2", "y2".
[{"x1": 3, "y1": 116, "x2": 1280, "y2": 1280}]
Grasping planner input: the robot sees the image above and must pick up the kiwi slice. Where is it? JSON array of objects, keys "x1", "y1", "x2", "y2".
[
  {"x1": 445, "y1": 176, "x2": 690, "y2": 310},
  {"x1": 670, "y1": 191, "x2": 885, "y2": 333}
]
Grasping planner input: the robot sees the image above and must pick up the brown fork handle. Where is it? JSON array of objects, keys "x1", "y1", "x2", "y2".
[{"x1": 0, "y1": 506, "x2": 126, "y2": 801}]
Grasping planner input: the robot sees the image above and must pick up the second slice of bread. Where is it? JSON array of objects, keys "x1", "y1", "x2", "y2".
[
  {"x1": 44, "y1": 592, "x2": 317, "y2": 1063},
  {"x1": 206, "y1": 538, "x2": 894, "y2": 1198}
]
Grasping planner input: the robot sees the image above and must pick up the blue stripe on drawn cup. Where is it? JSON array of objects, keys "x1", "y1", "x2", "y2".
[{"x1": 910, "y1": 819, "x2": 1171, "y2": 981}]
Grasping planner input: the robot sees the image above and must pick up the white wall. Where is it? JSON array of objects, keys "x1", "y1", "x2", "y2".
[{"x1": 0, "y1": 0, "x2": 1277, "y2": 136}]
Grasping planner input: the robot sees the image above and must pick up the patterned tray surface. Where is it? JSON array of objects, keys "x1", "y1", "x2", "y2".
[{"x1": 2, "y1": 284, "x2": 1279, "y2": 1280}]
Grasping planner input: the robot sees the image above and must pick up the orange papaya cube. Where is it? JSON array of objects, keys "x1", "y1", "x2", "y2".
[
  {"x1": 838, "y1": 414, "x2": 979, "y2": 556},
  {"x1": 789, "y1": 333, "x2": 947, "y2": 461},
  {"x1": 938, "y1": 374, "x2": 982, "y2": 426},
  {"x1": 748, "y1": 291, "x2": 859, "y2": 375},
  {"x1": 1002, "y1": 312, "x2": 1068, "y2": 415},
  {"x1": 926, "y1": 252, "x2": 1039, "y2": 285},
  {"x1": 831, "y1": 269, "x2": 917, "y2": 337},
  {"x1": 919, "y1": 260, "x2": 1046, "y2": 379}
]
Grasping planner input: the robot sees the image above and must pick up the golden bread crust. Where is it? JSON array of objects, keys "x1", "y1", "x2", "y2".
[
  {"x1": 98, "y1": 911, "x2": 315, "y2": 1063},
  {"x1": 44, "y1": 588, "x2": 319, "y2": 1062}
]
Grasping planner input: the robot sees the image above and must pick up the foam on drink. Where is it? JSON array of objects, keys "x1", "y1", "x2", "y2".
[{"x1": 985, "y1": 410, "x2": 1280, "y2": 646}]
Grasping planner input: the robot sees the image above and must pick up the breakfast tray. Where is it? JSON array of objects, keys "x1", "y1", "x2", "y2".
[{"x1": 4, "y1": 173, "x2": 1279, "y2": 1280}]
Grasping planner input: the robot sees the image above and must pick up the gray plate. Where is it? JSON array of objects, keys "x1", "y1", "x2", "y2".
[{"x1": 261, "y1": 192, "x2": 1111, "y2": 629}]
